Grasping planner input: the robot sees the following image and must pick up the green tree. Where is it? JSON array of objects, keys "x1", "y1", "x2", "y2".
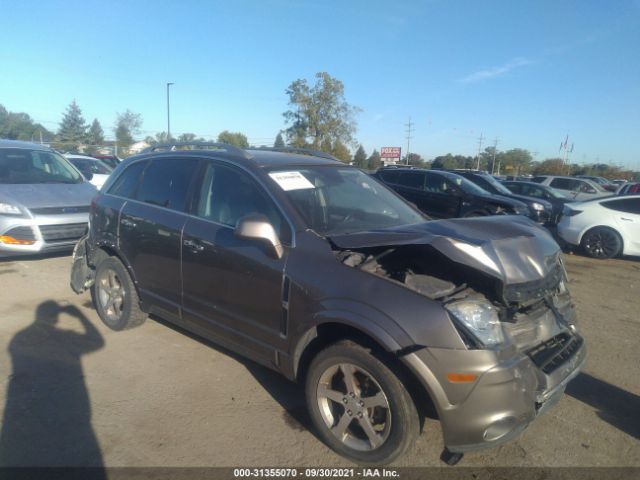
[
  {"x1": 87, "y1": 119, "x2": 104, "y2": 145},
  {"x1": 405, "y1": 153, "x2": 426, "y2": 168},
  {"x1": 367, "y1": 149, "x2": 382, "y2": 170},
  {"x1": 283, "y1": 72, "x2": 361, "y2": 149},
  {"x1": 274, "y1": 132, "x2": 285, "y2": 148},
  {"x1": 532, "y1": 158, "x2": 565, "y2": 175},
  {"x1": 114, "y1": 110, "x2": 143, "y2": 150},
  {"x1": 217, "y1": 130, "x2": 249, "y2": 148},
  {"x1": 332, "y1": 140, "x2": 351, "y2": 163},
  {"x1": 353, "y1": 144, "x2": 367, "y2": 168},
  {"x1": 0, "y1": 104, "x2": 53, "y2": 141},
  {"x1": 57, "y1": 100, "x2": 88, "y2": 148},
  {"x1": 497, "y1": 148, "x2": 533, "y2": 175},
  {"x1": 178, "y1": 133, "x2": 205, "y2": 143}
]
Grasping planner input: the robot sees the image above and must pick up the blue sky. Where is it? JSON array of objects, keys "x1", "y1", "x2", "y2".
[{"x1": 1, "y1": 0, "x2": 639, "y2": 168}]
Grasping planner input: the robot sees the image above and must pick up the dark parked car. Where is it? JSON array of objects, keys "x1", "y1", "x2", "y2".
[
  {"x1": 453, "y1": 170, "x2": 553, "y2": 224},
  {"x1": 374, "y1": 168, "x2": 531, "y2": 219},
  {"x1": 502, "y1": 181, "x2": 570, "y2": 224},
  {"x1": 89, "y1": 153, "x2": 121, "y2": 169},
  {"x1": 71, "y1": 143, "x2": 585, "y2": 465}
]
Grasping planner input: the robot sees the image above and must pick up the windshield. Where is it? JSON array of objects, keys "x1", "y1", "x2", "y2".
[
  {"x1": 480, "y1": 174, "x2": 513, "y2": 195},
  {"x1": 548, "y1": 187, "x2": 569, "y2": 199},
  {"x1": 441, "y1": 172, "x2": 490, "y2": 195},
  {"x1": 69, "y1": 158, "x2": 112, "y2": 175},
  {"x1": 268, "y1": 167, "x2": 425, "y2": 236},
  {"x1": 0, "y1": 148, "x2": 83, "y2": 184}
]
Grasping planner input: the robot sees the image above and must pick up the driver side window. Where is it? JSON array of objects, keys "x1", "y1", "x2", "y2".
[{"x1": 196, "y1": 163, "x2": 291, "y2": 244}]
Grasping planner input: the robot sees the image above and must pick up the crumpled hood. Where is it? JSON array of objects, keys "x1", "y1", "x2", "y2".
[
  {"x1": 329, "y1": 215, "x2": 561, "y2": 285},
  {"x1": 0, "y1": 182, "x2": 97, "y2": 209}
]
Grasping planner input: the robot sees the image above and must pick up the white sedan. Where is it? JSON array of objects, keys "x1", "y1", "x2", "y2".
[
  {"x1": 558, "y1": 195, "x2": 640, "y2": 258},
  {"x1": 65, "y1": 154, "x2": 113, "y2": 189}
]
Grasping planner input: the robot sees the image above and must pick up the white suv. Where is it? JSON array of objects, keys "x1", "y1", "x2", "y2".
[{"x1": 532, "y1": 176, "x2": 610, "y2": 201}]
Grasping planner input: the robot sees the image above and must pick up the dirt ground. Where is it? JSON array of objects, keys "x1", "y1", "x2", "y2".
[{"x1": 0, "y1": 250, "x2": 638, "y2": 468}]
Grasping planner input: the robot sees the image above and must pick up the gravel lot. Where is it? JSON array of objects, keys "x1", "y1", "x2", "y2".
[{"x1": 0, "y1": 250, "x2": 638, "y2": 468}]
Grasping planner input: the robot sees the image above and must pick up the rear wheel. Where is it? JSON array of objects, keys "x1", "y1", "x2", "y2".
[
  {"x1": 580, "y1": 227, "x2": 623, "y2": 259},
  {"x1": 305, "y1": 342, "x2": 419, "y2": 465},
  {"x1": 93, "y1": 256, "x2": 146, "y2": 330}
]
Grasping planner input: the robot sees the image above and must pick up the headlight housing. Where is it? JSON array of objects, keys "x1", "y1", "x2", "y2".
[
  {"x1": 531, "y1": 202, "x2": 545, "y2": 211},
  {"x1": 446, "y1": 299, "x2": 504, "y2": 347},
  {"x1": 0, "y1": 202, "x2": 22, "y2": 215}
]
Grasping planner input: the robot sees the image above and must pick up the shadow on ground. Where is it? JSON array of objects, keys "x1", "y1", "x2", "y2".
[
  {"x1": 566, "y1": 372, "x2": 640, "y2": 440},
  {"x1": 0, "y1": 300, "x2": 106, "y2": 474}
]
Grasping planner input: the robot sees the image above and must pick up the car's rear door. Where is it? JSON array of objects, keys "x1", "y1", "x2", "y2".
[
  {"x1": 601, "y1": 198, "x2": 640, "y2": 255},
  {"x1": 181, "y1": 161, "x2": 291, "y2": 366},
  {"x1": 118, "y1": 156, "x2": 200, "y2": 321}
]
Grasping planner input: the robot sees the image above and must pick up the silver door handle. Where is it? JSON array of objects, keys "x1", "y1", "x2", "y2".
[
  {"x1": 183, "y1": 239, "x2": 204, "y2": 251},
  {"x1": 121, "y1": 218, "x2": 137, "y2": 228},
  {"x1": 620, "y1": 217, "x2": 633, "y2": 222}
]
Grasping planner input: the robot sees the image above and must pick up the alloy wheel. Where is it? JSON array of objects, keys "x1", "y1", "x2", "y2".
[
  {"x1": 584, "y1": 229, "x2": 620, "y2": 258},
  {"x1": 97, "y1": 268, "x2": 126, "y2": 323},
  {"x1": 316, "y1": 363, "x2": 391, "y2": 451}
]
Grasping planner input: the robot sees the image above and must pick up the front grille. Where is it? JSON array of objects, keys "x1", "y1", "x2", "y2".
[
  {"x1": 39, "y1": 223, "x2": 87, "y2": 243},
  {"x1": 2, "y1": 226, "x2": 36, "y2": 242},
  {"x1": 30, "y1": 206, "x2": 90, "y2": 215},
  {"x1": 527, "y1": 332, "x2": 584, "y2": 374}
]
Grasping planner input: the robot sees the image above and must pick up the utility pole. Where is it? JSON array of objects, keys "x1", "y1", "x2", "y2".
[
  {"x1": 476, "y1": 132, "x2": 484, "y2": 170},
  {"x1": 491, "y1": 137, "x2": 499, "y2": 174},
  {"x1": 404, "y1": 117, "x2": 414, "y2": 165},
  {"x1": 166, "y1": 82, "x2": 174, "y2": 140}
]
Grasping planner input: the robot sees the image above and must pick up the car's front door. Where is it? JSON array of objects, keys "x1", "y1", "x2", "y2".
[
  {"x1": 423, "y1": 172, "x2": 462, "y2": 218},
  {"x1": 602, "y1": 198, "x2": 640, "y2": 255},
  {"x1": 181, "y1": 161, "x2": 291, "y2": 366},
  {"x1": 118, "y1": 157, "x2": 199, "y2": 320}
]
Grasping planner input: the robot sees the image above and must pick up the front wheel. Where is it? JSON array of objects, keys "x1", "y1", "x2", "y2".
[
  {"x1": 580, "y1": 227, "x2": 623, "y2": 259},
  {"x1": 305, "y1": 342, "x2": 419, "y2": 465},
  {"x1": 93, "y1": 256, "x2": 147, "y2": 330}
]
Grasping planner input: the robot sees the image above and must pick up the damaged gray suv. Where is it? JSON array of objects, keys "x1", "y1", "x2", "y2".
[{"x1": 71, "y1": 143, "x2": 586, "y2": 465}]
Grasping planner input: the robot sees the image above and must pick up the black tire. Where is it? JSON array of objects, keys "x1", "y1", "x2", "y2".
[
  {"x1": 305, "y1": 341, "x2": 419, "y2": 465},
  {"x1": 93, "y1": 256, "x2": 147, "y2": 330},
  {"x1": 580, "y1": 226, "x2": 623, "y2": 259}
]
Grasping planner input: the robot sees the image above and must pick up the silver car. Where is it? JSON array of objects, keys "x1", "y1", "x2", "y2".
[
  {"x1": 0, "y1": 140, "x2": 97, "y2": 256},
  {"x1": 532, "y1": 175, "x2": 610, "y2": 201}
]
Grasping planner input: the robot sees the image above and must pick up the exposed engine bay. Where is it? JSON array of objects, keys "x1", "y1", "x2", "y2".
[{"x1": 335, "y1": 243, "x2": 579, "y2": 356}]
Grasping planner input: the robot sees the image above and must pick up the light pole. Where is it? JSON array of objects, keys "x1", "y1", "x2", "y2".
[{"x1": 166, "y1": 82, "x2": 174, "y2": 140}]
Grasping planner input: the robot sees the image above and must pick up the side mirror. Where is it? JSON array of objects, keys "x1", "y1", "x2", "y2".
[
  {"x1": 83, "y1": 171, "x2": 94, "y2": 181},
  {"x1": 234, "y1": 214, "x2": 284, "y2": 259}
]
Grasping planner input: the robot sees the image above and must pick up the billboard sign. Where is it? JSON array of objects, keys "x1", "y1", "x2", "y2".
[{"x1": 380, "y1": 147, "x2": 401, "y2": 159}]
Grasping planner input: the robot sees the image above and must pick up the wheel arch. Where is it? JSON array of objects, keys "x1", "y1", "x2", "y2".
[{"x1": 292, "y1": 321, "x2": 438, "y2": 426}]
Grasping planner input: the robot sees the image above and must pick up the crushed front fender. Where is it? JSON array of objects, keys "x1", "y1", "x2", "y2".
[{"x1": 70, "y1": 235, "x2": 95, "y2": 294}]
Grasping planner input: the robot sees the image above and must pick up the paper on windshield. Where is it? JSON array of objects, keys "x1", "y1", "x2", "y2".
[{"x1": 268, "y1": 171, "x2": 315, "y2": 191}]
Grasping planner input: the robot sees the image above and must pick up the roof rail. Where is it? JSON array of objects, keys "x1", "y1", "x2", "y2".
[
  {"x1": 141, "y1": 142, "x2": 251, "y2": 158},
  {"x1": 251, "y1": 146, "x2": 339, "y2": 162}
]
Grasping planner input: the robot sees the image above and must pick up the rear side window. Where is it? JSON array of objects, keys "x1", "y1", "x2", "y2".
[
  {"x1": 136, "y1": 158, "x2": 199, "y2": 211},
  {"x1": 550, "y1": 178, "x2": 576, "y2": 190},
  {"x1": 379, "y1": 170, "x2": 399, "y2": 183},
  {"x1": 397, "y1": 172, "x2": 425, "y2": 190},
  {"x1": 424, "y1": 173, "x2": 449, "y2": 193},
  {"x1": 601, "y1": 198, "x2": 640, "y2": 214},
  {"x1": 108, "y1": 161, "x2": 147, "y2": 198},
  {"x1": 531, "y1": 177, "x2": 546, "y2": 183},
  {"x1": 505, "y1": 183, "x2": 523, "y2": 194}
]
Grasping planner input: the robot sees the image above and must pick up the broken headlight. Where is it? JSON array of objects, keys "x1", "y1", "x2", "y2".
[{"x1": 446, "y1": 299, "x2": 504, "y2": 347}]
